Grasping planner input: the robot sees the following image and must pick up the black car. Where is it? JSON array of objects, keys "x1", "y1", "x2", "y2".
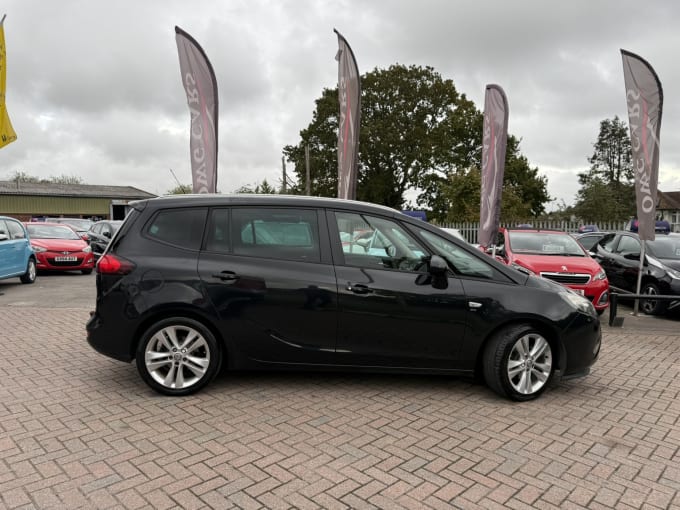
[
  {"x1": 86, "y1": 195, "x2": 601, "y2": 401},
  {"x1": 572, "y1": 231, "x2": 611, "y2": 253},
  {"x1": 87, "y1": 220, "x2": 123, "y2": 260},
  {"x1": 592, "y1": 232, "x2": 680, "y2": 314}
]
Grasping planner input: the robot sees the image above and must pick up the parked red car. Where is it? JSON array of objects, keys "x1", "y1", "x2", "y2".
[
  {"x1": 24, "y1": 222, "x2": 95, "y2": 274},
  {"x1": 492, "y1": 228, "x2": 609, "y2": 314}
]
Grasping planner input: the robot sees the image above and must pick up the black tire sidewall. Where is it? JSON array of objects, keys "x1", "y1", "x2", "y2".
[
  {"x1": 641, "y1": 282, "x2": 665, "y2": 315},
  {"x1": 484, "y1": 324, "x2": 554, "y2": 402},
  {"x1": 135, "y1": 317, "x2": 222, "y2": 396}
]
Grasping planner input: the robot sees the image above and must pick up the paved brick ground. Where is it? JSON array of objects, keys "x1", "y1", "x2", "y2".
[{"x1": 1, "y1": 307, "x2": 679, "y2": 509}]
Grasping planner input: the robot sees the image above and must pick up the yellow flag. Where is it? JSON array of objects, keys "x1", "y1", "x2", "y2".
[{"x1": 0, "y1": 15, "x2": 17, "y2": 149}]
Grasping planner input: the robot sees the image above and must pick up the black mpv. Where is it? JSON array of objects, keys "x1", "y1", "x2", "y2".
[{"x1": 86, "y1": 195, "x2": 601, "y2": 401}]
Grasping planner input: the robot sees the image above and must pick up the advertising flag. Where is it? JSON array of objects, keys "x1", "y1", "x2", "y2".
[
  {"x1": 334, "y1": 29, "x2": 361, "y2": 200},
  {"x1": 621, "y1": 50, "x2": 663, "y2": 242},
  {"x1": 478, "y1": 84, "x2": 509, "y2": 249},
  {"x1": 0, "y1": 15, "x2": 17, "y2": 149},
  {"x1": 175, "y1": 26, "x2": 218, "y2": 193}
]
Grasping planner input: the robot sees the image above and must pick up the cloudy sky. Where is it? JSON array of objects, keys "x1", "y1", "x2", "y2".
[{"x1": 2, "y1": 0, "x2": 680, "y2": 209}]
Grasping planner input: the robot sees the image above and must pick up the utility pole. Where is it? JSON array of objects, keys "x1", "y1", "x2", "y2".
[
  {"x1": 281, "y1": 156, "x2": 287, "y2": 194},
  {"x1": 305, "y1": 145, "x2": 311, "y2": 196}
]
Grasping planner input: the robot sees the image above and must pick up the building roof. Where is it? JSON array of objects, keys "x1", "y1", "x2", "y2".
[
  {"x1": 658, "y1": 190, "x2": 680, "y2": 210},
  {"x1": 0, "y1": 181, "x2": 156, "y2": 199}
]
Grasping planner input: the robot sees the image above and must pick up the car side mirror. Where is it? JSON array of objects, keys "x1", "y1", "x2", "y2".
[
  {"x1": 0, "y1": 233, "x2": 8, "y2": 241},
  {"x1": 428, "y1": 255, "x2": 448, "y2": 275},
  {"x1": 103, "y1": 231, "x2": 112, "y2": 239}
]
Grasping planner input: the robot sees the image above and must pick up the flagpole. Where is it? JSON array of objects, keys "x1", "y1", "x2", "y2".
[{"x1": 633, "y1": 240, "x2": 646, "y2": 316}]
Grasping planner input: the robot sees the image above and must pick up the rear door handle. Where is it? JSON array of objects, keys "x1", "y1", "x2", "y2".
[
  {"x1": 347, "y1": 283, "x2": 372, "y2": 295},
  {"x1": 212, "y1": 271, "x2": 238, "y2": 281}
]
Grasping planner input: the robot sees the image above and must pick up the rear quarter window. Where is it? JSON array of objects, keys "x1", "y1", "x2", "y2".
[{"x1": 145, "y1": 208, "x2": 207, "y2": 250}]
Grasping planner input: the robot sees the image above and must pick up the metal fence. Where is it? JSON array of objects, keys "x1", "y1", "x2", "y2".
[{"x1": 433, "y1": 221, "x2": 628, "y2": 245}]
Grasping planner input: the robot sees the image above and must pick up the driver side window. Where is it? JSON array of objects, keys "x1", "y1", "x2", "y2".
[
  {"x1": 615, "y1": 235, "x2": 641, "y2": 255},
  {"x1": 334, "y1": 212, "x2": 428, "y2": 272}
]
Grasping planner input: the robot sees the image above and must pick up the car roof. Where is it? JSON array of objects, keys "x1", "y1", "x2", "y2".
[{"x1": 132, "y1": 194, "x2": 406, "y2": 218}]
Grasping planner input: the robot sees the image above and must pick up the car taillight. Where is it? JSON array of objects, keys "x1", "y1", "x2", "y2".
[{"x1": 97, "y1": 254, "x2": 136, "y2": 275}]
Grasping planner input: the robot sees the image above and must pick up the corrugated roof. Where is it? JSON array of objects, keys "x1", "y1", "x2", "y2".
[
  {"x1": 658, "y1": 190, "x2": 680, "y2": 210},
  {"x1": 0, "y1": 181, "x2": 156, "y2": 199}
]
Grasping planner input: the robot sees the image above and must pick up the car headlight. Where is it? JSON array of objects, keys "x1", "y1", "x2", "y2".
[
  {"x1": 593, "y1": 268, "x2": 607, "y2": 281},
  {"x1": 560, "y1": 290, "x2": 596, "y2": 315},
  {"x1": 511, "y1": 263, "x2": 535, "y2": 276},
  {"x1": 668, "y1": 267, "x2": 680, "y2": 280},
  {"x1": 31, "y1": 245, "x2": 47, "y2": 252},
  {"x1": 83, "y1": 245, "x2": 92, "y2": 253}
]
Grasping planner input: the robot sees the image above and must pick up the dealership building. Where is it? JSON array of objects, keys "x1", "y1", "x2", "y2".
[{"x1": 0, "y1": 181, "x2": 156, "y2": 221}]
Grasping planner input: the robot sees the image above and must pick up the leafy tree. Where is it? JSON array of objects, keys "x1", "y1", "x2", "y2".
[
  {"x1": 234, "y1": 179, "x2": 278, "y2": 194},
  {"x1": 574, "y1": 116, "x2": 635, "y2": 221},
  {"x1": 167, "y1": 183, "x2": 193, "y2": 194},
  {"x1": 7, "y1": 171, "x2": 83, "y2": 184},
  {"x1": 283, "y1": 64, "x2": 550, "y2": 220}
]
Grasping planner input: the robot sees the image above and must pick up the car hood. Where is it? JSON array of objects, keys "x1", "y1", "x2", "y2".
[
  {"x1": 512, "y1": 254, "x2": 600, "y2": 275},
  {"x1": 31, "y1": 239, "x2": 88, "y2": 251},
  {"x1": 657, "y1": 258, "x2": 680, "y2": 271}
]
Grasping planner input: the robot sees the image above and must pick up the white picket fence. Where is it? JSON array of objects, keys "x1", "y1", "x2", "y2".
[{"x1": 434, "y1": 221, "x2": 628, "y2": 245}]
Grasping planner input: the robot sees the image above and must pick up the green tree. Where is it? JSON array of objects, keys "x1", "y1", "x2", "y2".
[
  {"x1": 167, "y1": 183, "x2": 193, "y2": 194},
  {"x1": 234, "y1": 179, "x2": 278, "y2": 194},
  {"x1": 283, "y1": 64, "x2": 550, "y2": 219},
  {"x1": 7, "y1": 171, "x2": 83, "y2": 184},
  {"x1": 574, "y1": 116, "x2": 635, "y2": 221}
]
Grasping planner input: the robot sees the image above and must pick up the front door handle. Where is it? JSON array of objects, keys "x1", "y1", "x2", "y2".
[
  {"x1": 347, "y1": 283, "x2": 372, "y2": 295},
  {"x1": 212, "y1": 271, "x2": 238, "y2": 281}
]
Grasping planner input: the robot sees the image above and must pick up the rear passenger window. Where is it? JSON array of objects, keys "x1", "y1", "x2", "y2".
[
  {"x1": 231, "y1": 208, "x2": 320, "y2": 262},
  {"x1": 146, "y1": 208, "x2": 207, "y2": 250}
]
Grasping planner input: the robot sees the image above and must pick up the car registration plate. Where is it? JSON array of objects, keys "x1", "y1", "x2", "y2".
[
  {"x1": 574, "y1": 289, "x2": 585, "y2": 296},
  {"x1": 55, "y1": 256, "x2": 78, "y2": 262}
]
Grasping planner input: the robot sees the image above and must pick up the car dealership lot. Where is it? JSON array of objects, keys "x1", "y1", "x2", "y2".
[{"x1": 1, "y1": 276, "x2": 679, "y2": 508}]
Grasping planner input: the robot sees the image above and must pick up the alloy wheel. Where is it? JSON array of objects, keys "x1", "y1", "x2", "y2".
[{"x1": 506, "y1": 333, "x2": 553, "y2": 395}]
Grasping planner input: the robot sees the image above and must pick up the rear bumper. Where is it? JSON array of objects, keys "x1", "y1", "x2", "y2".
[{"x1": 86, "y1": 311, "x2": 135, "y2": 362}]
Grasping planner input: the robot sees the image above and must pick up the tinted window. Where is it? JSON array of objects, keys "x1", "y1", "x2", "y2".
[
  {"x1": 420, "y1": 230, "x2": 507, "y2": 281},
  {"x1": 599, "y1": 234, "x2": 617, "y2": 253},
  {"x1": 231, "y1": 208, "x2": 320, "y2": 262},
  {"x1": 146, "y1": 208, "x2": 207, "y2": 250},
  {"x1": 335, "y1": 212, "x2": 427, "y2": 272},
  {"x1": 205, "y1": 209, "x2": 230, "y2": 253},
  {"x1": 0, "y1": 220, "x2": 8, "y2": 240},
  {"x1": 6, "y1": 219, "x2": 25, "y2": 239},
  {"x1": 616, "y1": 235, "x2": 641, "y2": 255}
]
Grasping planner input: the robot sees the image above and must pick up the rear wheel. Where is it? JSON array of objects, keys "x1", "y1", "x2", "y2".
[
  {"x1": 641, "y1": 282, "x2": 667, "y2": 315},
  {"x1": 20, "y1": 258, "x2": 37, "y2": 284},
  {"x1": 483, "y1": 324, "x2": 554, "y2": 401},
  {"x1": 136, "y1": 318, "x2": 222, "y2": 396}
]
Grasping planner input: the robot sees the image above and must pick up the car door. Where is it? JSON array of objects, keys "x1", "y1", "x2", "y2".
[
  {"x1": 610, "y1": 234, "x2": 643, "y2": 292},
  {"x1": 330, "y1": 210, "x2": 470, "y2": 370},
  {"x1": 197, "y1": 207, "x2": 338, "y2": 365},
  {"x1": 0, "y1": 219, "x2": 19, "y2": 277}
]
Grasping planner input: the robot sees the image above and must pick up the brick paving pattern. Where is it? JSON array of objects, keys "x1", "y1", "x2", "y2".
[{"x1": 1, "y1": 307, "x2": 679, "y2": 509}]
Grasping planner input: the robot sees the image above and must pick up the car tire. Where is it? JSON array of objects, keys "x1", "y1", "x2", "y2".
[
  {"x1": 20, "y1": 258, "x2": 37, "y2": 284},
  {"x1": 483, "y1": 324, "x2": 554, "y2": 401},
  {"x1": 641, "y1": 282, "x2": 667, "y2": 315},
  {"x1": 82, "y1": 269, "x2": 93, "y2": 275},
  {"x1": 136, "y1": 317, "x2": 222, "y2": 396}
]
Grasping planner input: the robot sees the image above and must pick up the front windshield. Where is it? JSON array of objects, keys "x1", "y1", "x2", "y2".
[
  {"x1": 647, "y1": 236, "x2": 680, "y2": 260},
  {"x1": 509, "y1": 232, "x2": 586, "y2": 256},
  {"x1": 27, "y1": 225, "x2": 81, "y2": 240}
]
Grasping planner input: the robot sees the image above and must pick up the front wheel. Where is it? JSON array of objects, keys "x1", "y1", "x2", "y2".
[
  {"x1": 136, "y1": 317, "x2": 222, "y2": 396},
  {"x1": 483, "y1": 324, "x2": 554, "y2": 401},
  {"x1": 20, "y1": 258, "x2": 37, "y2": 284},
  {"x1": 641, "y1": 282, "x2": 667, "y2": 315}
]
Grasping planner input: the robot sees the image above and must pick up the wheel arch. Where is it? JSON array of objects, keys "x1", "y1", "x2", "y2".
[
  {"x1": 130, "y1": 306, "x2": 230, "y2": 364},
  {"x1": 474, "y1": 317, "x2": 566, "y2": 380}
]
